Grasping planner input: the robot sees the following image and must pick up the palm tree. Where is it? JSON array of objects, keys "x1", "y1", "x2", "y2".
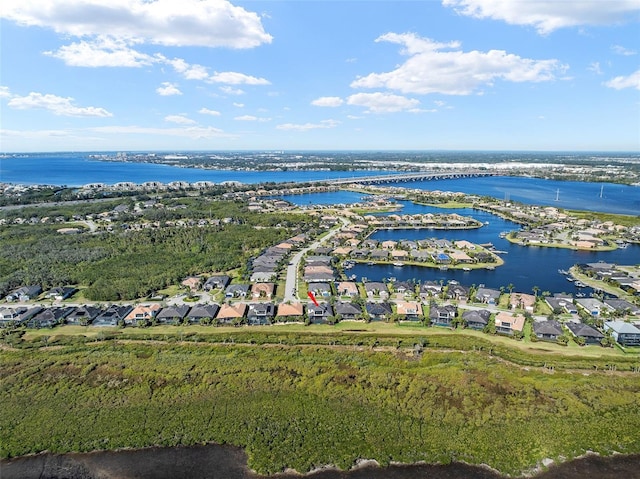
[
  {"x1": 507, "y1": 283, "x2": 514, "y2": 295},
  {"x1": 533, "y1": 285, "x2": 540, "y2": 298}
]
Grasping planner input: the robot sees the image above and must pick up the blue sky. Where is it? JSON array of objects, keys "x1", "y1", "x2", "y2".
[{"x1": 1, "y1": 0, "x2": 639, "y2": 152}]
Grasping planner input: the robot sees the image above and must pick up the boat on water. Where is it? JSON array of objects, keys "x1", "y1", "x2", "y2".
[
  {"x1": 486, "y1": 266, "x2": 495, "y2": 270},
  {"x1": 558, "y1": 269, "x2": 569, "y2": 275},
  {"x1": 367, "y1": 261, "x2": 375, "y2": 266},
  {"x1": 393, "y1": 262, "x2": 404, "y2": 267},
  {"x1": 574, "y1": 281, "x2": 587, "y2": 288},
  {"x1": 499, "y1": 232, "x2": 508, "y2": 238},
  {"x1": 463, "y1": 267, "x2": 472, "y2": 271}
]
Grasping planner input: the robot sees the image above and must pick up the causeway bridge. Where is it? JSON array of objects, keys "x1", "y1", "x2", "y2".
[{"x1": 319, "y1": 169, "x2": 496, "y2": 186}]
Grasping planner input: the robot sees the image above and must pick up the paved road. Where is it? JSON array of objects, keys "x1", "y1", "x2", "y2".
[{"x1": 283, "y1": 217, "x2": 350, "y2": 302}]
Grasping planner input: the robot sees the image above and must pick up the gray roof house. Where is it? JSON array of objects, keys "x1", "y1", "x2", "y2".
[
  {"x1": 26, "y1": 307, "x2": 74, "y2": 329},
  {"x1": 45, "y1": 287, "x2": 77, "y2": 301},
  {"x1": 186, "y1": 304, "x2": 220, "y2": 324},
  {"x1": 0, "y1": 306, "x2": 42, "y2": 327},
  {"x1": 533, "y1": 320, "x2": 564, "y2": 341},
  {"x1": 546, "y1": 297, "x2": 577, "y2": 315},
  {"x1": 603, "y1": 299, "x2": 640, "y2": 316},
  {"x1": 156, "y1": 305, "x2": 190, "y2": 325},
  {"x1": 475, "y1": 287, "x2": 501, "y2": 305},
  {"x1": 308, "y1": 283, "x2": 332, "y2": 298},
  {"x1": 247, "y1": 303, "x2": 276, "y2": 325},
  {"x1": 307, "y1": 303, "x2": 334, "y2": 324},
  {"x1": 334, "y1": 302, "x2": 363, "y2": 321},
  {"x1": 225, "y1": 284, "x2": 250, "y2": 298},
  {"x1": 566, "y1": 322, "x2": 604, "y2": 344},
  {"x1": 93, "y1": 305, "x2": 134, "y2": 327},
  {"x1": 462, "y1": 309, "x2": 491, "y2": 330},
  {"x1": 66, "y1": 306, "x2": 102, "y2": 325},
  {"x1": 364, "y1": 282, "x2": 388, "y2": 298},
  {"x1": 604, "y1": 321, "x2": 640, "y2": 346},
  {"x1": 203, "y1": 275, "x2": 231, "y2": 291},
  {"x1": 5, "y1": 285, "x2": 42, "y2": 302},
  {"x1": 429, "y1": 304, "x2": 457, "y2": 327},
  {"x1": 366, "y1": 302, "x2": 393, "y2": 321}
]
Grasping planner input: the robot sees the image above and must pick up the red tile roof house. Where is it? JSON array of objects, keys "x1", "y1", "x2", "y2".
[
  {"x1": 124, "y1": 304, "x2": 162, "y2": 326},
  {"x1": 336, "y1": 281, "x2": 359, "y2": 298},
  {"x1": 216, "y1": 303, "x2": 247, "y2": 325},
  {"x1": 274, "y1": 302, "x2": 305, "y2": 323},
  {"x1": 395, "y1": 301, "x2": 423, "y2": 322},
  {"x1": 495, "y1": 312, "x2": 526, "y2": 336},
  {"x1": 251, "y1": 282, "x2": 275, "y2": 299}
]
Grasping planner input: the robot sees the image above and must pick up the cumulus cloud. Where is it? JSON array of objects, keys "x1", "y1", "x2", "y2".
[
  {"x1": 311, "y1": 97, "x2": 344, "y2": 107},
  {"x1": 604, "y1": 69, "x2": 640, "y2": 90},
  {"x1": 276, "y1": 119, "x2": 340, "y2": 131},
  {"x1": 199, "y1": 108, "x2": 221, "y2": 116},
  {"x1": 220, "y1": 86, "x2": 245, "y2": 95},
  {"x1": 7, "y1": 92, "x2": 112, "y2": 117},
  {"x1": 164, "y1": 114, "x2": 196, "y2": 124},
  {"x1": 45, "y1": 36, "x2": 156, "y2": 67},
  {"x1": 442, "y1": 0, "x2": 640, "y2": 34},
  {"x1": 346, "y1": 92, "x2": 421, "y2": 113},
  {"x1": 2, "y1": 0, "x2": 272, "y2": 48},
  {"x1": 0, "y1": 86, "x2": 11, "y2": 98},
  {"x1": 209, "y1": 71, "x2": 270, "y2": 85},
  {"x1": 351, "y1": 32, "x2": 566, "y2": 95},
  {"x1": 234, "y1": 115, "x2": 271, "y2": 122},
  {"x1": 165, "y1": 57, "x2": 210, "y2": 80},
  {"x1": 156, "y1": 82, "x2": 182, "y2": 96}
]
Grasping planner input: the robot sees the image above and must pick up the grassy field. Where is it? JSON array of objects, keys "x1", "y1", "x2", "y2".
[{"x1": 2, "y1": 336, "x2": 640, "y2": 476}]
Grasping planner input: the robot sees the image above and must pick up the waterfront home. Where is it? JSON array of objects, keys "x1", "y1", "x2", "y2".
[
  {"x1": 604, "y1": 321, "x2": 640, "y2": 346},
  {"x1": 364, "y1": 282, "x2": 389, "y2": 299},
  {"x1": 247, "y1": 303, "x2": 276, "y2": 325},
  {"x1": 447, "y1": 284, "x2": 470, "y2": 302},
  {"x1": 45, "y1": 286, "x2": 77, "y2": 301},
  {"x1": 350, "y1": 248, "x2": 370, "y2": 259},
  {"x1": 225, "y1": 284, "x2": 250, "y2": 298},
  {"x1": 419, "y1": 281, "x2": 443, "y2": 300},
  {"x1": 495, "y1": 312, "x2": 525, "y2": 335},
  {"x1": 275, "y1": 302, "x2": 305, "y2": 322},
  {"x1": 125, "y1": 304, "x2": 161, "y2": 325},
  {"x1": 334, "y1": 301, "x2": 363, "y2": 321},
  {"x1": 251, "y1": 282, "x2": 275, "y2": 299},
  {"x1": 26, "y1": 307, "x2": 74, "y2": 329},
  {"x1": 366, "y1": 302, "x2": 393, "y2": 321},
  {"x1": 392, "y1": 280, "x2": 415, "y2": 297},
  {"x1": 462, "y1": 309, "x2": 491, "y2": 330},
  {"x1": 217, "y1": 303, "x2": 247, "y2": 324},
  {"x1": 533, "y1": 320, "x2": 564, "y2": 341},
  {"x1": 186, "y1": 304, "x2": 220, "y2": 324},
  {"x1": 475, "y1": 287, "x2": 501, "y2": 305},
  {"x1": 203, "y1": 275, "x2": 231, "y2": 291},
  {"x1": 575, "y1": 298, "x2": 610, "y2": 316},
  {"x1": 304, "y1": 265, "x2": 335, "y2": 283},
  {"x1": 395, "y1": 301, "x2": 423, "y2": 321},
  {"x1": 307, "y1": 303, "x2": 334, "y2": 324},
  {"x1": 603, "y1": 299, "x2": 640, "y2": 316},
  {"x1": 66, "y1": 306, "x2": 102, "y2": 325},
  {"x1": 429, "y1": 304, "x2": 457, "y2": 327},
  {"x1": 409, "y1": 249, "x2": 431, "y2": 262},
  {"x1": 156, "y1": 305, "x2": 190, "y2": 325},
  {"x1": 546, "y1": 296, "x2": 577, "y2": 315},
  {"x1": 566, "y1": 322, "x2": 604, "y2": 345},
  {"x1": 93, "y1": 305, "x2": 134, "y2": 327},
  {"x1": 5, "y1": 285, "x2": 42, "y2": 302},
  {"x1": 336, "y1": 281, "x2": 359, "y2": 298},
  {"x1": 370, "y1": 249, "x2": 389, "y2": 260},
  {"x1": 432, "y1": 252, "x2": 451, "y2": 264},
  {"x1": 510, "y1": 293, "x2": 536, "y2": 312}
]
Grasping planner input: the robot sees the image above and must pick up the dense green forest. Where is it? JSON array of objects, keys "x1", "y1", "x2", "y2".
[
  {"x1": 2, "y1": 339, "x2": 639, "y2": 475},
  {"x1": 0, "y1": 199, "x2": 316, "y2": 300}
]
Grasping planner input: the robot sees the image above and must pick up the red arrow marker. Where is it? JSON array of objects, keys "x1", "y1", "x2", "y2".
[{"x1": 307, "y1": 291, "x2": 319, "y2": 307}]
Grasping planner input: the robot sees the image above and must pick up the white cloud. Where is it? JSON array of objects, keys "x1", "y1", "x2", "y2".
[
  {"x1": 604, "y1": 69, "x2": 640, "y2": 90},
  {"x1": 220, "y1": 86, "x2": 245, "y2": 95},
  {"x1": 208, "y1": 71, "x2": 270, "y2": 85},
  {"x1": 346, "y1": 92, "x2": 421, "y2": 113},
  {"x1": 199, "y1": 108, "x2": 221, "y2": 116},
  {"x1": 7, "y1": 92, "x2": 112, "y2": 117},
  {"x1": 2, "y1": 0, "x2": 272, "y2": 48},
  {"x1": 234, "y1": 115, "x2": 270, "y2": 122},
  {"x1": 276, "y1": 119, "x2": 340, "y2": 131},
  {"x1": 45, "y1": 36, "x2": 156, "y2": 67},
  {"x1": 351, "y1": 32, "x2": 565, "y2": 95},
  {"x1": 588, "y1": 62, "x2": 603, "y2": 75},
  {"x1": 165, "y1": 57, "x2": 210, "y2": 80},
  {"x1": 612, "y1": 45, "x2": 637, "y2": 56},
  {"x1": 0, "y1": 86, "x2": 11, "y2": 98},
  {"x1": 164, "y1": 114, "x2": 196, "y2": 124},
  {"x1": 311, "y1": 97, "x2": 344, "y2": 107},
  {"x1": 156, "y1": 82, "x2": 182, "y2": 96},
  {"x1": 442, "y1": 0, "x2": 640, "y2": 35},
  {"x1": 233, "y1": 102, "x2": 245, "y2": 108}
]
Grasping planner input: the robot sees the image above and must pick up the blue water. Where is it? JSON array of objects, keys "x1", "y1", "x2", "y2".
[{"x1": 0, "y1": 153, "x2": 391, "y2": 187}]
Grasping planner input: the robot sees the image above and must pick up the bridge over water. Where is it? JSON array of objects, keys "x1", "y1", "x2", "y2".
[{"x1": 318, "y1": 169, "x2": 496, "y2": 185}]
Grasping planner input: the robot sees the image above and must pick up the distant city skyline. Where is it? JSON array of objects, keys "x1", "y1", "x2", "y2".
[{"x1": 1, "y1": 0, "x2": 639, "y2": 153}]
